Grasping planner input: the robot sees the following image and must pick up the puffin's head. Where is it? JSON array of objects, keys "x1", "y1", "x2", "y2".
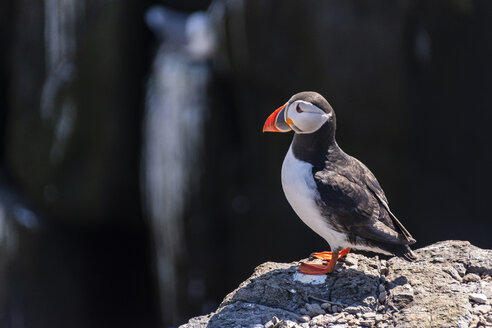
[{"x1": 263, "y1": 91, "x2": 335, "y2": 134}]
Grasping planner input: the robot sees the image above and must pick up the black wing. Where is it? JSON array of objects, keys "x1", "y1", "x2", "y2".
[
  {"x1": 313, "y1": 168, "x2": 415, "y2": 246},
  {"x1": 354, "y1": 158, "x2": 416, "y2": 244}
]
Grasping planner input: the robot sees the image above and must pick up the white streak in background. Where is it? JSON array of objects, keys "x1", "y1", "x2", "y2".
[
  {"x1": 145, "y1": 6, "x2": 188, "y2": 44},
  {"x1": 13, "y1": 205, "x2": 40, "y2": 230},
  {"x1": 143, "y1": 6, "x2": 214, "y2": 323},
  {"x1": 142, "y1": 47, "x2": 209, "y2": 323},
  {"x1": 42, "y1": 0, "x2": 82, "y2": 165},
  {"x1": 42, "y1": 0, "x2": 81, "y2": 118},
  {"x1": 0, "y1": 200, "x2": 16, "y2": 312},
  {"x1": 0, "y1": 200, "x2": 19, "y2": 257},
  {"x1": 50, "y1": 98, "x2": 77, "y2": 164},
  {"x1": 44, "y1": 0, "x2": 77, "y2": 73},
  {"x1": 186, "y1": 11, "x2": 216, "y2": 60},
  {"x1": 145, "y1": 6, "x2": 216, "y2": 60}
]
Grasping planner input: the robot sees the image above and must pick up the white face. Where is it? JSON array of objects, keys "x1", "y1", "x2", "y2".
[{"x1": 285, "y1": 100, "x2": 332, "y2": 134}]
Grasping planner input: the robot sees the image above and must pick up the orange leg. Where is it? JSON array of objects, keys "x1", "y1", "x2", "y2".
[
  {"x1": 310, "y1": 248, "x2": 350, "y2": 261},
  {"x1": 298, "y1": 248, "x2": 350, "y2": 275}
]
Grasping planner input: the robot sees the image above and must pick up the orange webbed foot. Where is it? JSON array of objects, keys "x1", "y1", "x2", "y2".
[{"x1": 298, "y1": 262, "x2": 332, "y2": 275}]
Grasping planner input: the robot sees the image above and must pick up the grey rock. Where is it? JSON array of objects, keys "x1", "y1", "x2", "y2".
[
  {"x1": 332, "y1": 305, "x2": 342, "y2": 313},
  {"x1": 443, "y1": 266, "x2": 463, "y2": 282},
  {"x1": 359, "y1": 319, "x2": 375, "y2": 326},
  {"x1": 305, "y1": 303, "x2": 325, "y2": 316},
  {"x1": 336, "y1": 317, "x2": 347, "y2": 323},
  {"x1": 298, "y1": 315, "x2": 310, "y2": 323},
  {"x1": 345, "y1": 306, "x2": 370, "y2": 314},
  {"x1": 279, "y1": 320, "x2": 297, "y2": 328},
  {"x1": 181, "y1": 314, "x2": 211, "y2": 328},
  {"x1": 378, "y1": 290, "x2": 387, "y2": 303},
  {"x1": 344, "y1": 257, "x2": 358, "y2": 267},
  {"x1": 473, "y1": 304, "x2": 491, "y2": 314},
  {"x1": 389, "y1": 284, "x2": 414, "y2": 309},
  {"x1": 299, "y1": 308, "x2": 309, "y2": 315},
  {"x1": 311, "y1": 314, "x2": 334, "y2": 326},
  {"x1": 333, "y1": 313, "x2": 344, "y2": 320},
  {"x1": 344, "y1": 306, "x2": 359, "y2": 314},
  {"x1": 469, "y1": 293, "x2": 487, "y2": 304},
  {"x1": 479, "y1": 318, "x2": 489, "y2": 327},
  {"x1": 363, "y1": 312, "x2": 377, "y2": 319},
  {"x1": 180, "y1": 241, "x2": 492, "y2": 328},
  {"x1": 463, "y1": 273, "x2": 481, "y2": 283}
]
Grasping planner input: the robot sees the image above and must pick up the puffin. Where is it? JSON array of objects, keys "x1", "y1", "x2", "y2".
[{"x1": 263, "y1": 91, "x2": 416, "y2": 275}]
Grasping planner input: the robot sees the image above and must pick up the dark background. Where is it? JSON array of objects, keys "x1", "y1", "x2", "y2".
[{"x1": 1, "y1": 0, "x2": 491, "y2": 327}]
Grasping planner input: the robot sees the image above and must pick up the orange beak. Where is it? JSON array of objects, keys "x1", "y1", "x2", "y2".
[{"x1": 262, "y1": 104, "x2": 291, "y2": 133}]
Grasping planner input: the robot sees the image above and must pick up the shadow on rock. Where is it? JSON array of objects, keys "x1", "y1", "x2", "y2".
[{"x1": 206, "y1": 257, "x2": 382, "y2": 328}]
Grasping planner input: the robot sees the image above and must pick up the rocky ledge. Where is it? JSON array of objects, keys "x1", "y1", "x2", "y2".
[{"x1": 180, "y1": 241, "x2": 492, "y2": 328}]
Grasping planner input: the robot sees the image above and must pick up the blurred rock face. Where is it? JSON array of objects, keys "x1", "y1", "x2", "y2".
[
  {"x1": 7, "y1": 0, "x2": 143, "y2": 226},
  {"x1": 2, "y1": 1, "x2": 157, "y2": 328}
]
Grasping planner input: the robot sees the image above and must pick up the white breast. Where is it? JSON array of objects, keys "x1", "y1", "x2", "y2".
[{"x1": 281, "y1": 146, "x2": 348, "y2": 251}]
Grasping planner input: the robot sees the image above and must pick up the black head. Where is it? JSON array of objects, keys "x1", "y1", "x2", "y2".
[
  {"x1": 263, "y1": 91, "x2": 338, "y2": 166},
  {"x1": 288, "y1": 91, "x2": 334, "y2": 115},
  {"x1": 263, "y1": 91, "x2": 336, "y2": 136}
]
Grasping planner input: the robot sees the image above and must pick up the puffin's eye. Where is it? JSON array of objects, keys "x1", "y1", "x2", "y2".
[{"x1": 296, "y1": 104, "x2": 303, "y2": 113}]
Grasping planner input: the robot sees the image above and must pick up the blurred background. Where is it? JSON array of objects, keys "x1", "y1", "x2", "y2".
[{"x1": 1, "y1": 0, "x2": 491, "y2": 327}]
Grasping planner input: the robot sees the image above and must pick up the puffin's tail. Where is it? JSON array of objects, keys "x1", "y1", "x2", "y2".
[
  {"x1": 384, "y1": 244, "x2": 417, "y2": 262},
  {"x1": 400, "y1": 246, "x2": 417, "y2": 262}
]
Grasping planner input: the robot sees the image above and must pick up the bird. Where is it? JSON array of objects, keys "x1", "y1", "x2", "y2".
[{"x1": 263, "y1": 91, "x2": 416, "y2": 275}]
